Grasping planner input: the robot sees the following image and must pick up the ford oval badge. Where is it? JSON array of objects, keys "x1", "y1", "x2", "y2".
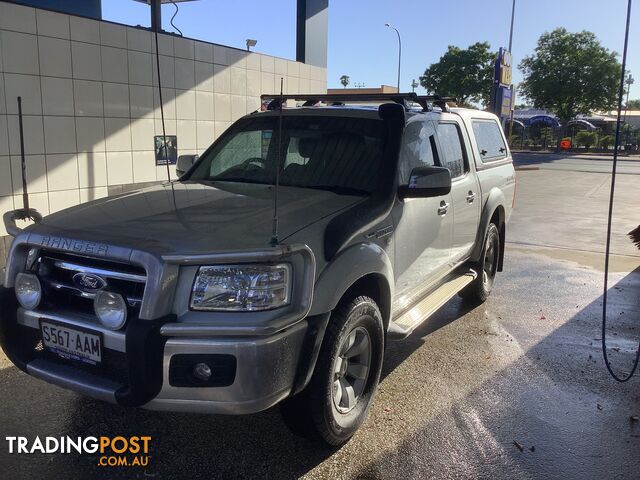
[{"x1": 73, "y1": 272, "x2": 107, "y2": 291}]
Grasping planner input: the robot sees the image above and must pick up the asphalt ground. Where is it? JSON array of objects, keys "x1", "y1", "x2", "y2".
[
  {"x1": 0, "y1": 155, "x2": 639, "y2": 479},
  {"x1": 512, "y1": 151, "x2": 640, "y2": 175}
]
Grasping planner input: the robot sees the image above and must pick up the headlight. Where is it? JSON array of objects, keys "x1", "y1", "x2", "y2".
[
  {"x1": 191, "y1": 264, "x2": 291, "y2": 311},
  {"x1": 15, "y1": 272, "x2": 41, "y2": 310},
  {"x1": 94, "y1": 290, "x2": 128, "y2": 330}
]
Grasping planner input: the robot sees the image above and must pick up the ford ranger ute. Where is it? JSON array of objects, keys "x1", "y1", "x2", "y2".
[{"x1": 0, "y1": 93, "x2": 515, "y2": 446}]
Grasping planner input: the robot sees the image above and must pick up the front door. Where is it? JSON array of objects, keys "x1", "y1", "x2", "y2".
[
  {"x1": 433, "y1": 120, "x2": 481, "y2": 263},
  {"x1": 392, "y1": 118, "x2": 453, "y2": 310}
]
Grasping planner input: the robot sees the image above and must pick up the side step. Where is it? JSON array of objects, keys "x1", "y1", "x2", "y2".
[{"x1": 387, "y1": 270, "x2": 477, "y2": 340}]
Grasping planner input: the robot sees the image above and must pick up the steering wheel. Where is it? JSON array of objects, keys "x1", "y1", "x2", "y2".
[{"x1": 240, "y1": 157, "x2": 268, "y2": 169}]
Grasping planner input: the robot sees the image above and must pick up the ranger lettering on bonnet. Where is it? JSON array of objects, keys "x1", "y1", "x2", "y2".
[
  {"x1": 0, "y1": 93, "x2": 515, "y2": 446},
  {"x1": 39, "y1": 236, "x2": 109, "y2": 256}
]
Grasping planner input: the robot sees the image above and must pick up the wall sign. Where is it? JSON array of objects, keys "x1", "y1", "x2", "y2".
[{"x1": 154, "y1": 135, "x2": 178, "y2": 165}]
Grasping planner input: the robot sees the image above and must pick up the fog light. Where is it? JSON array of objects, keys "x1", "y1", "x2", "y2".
[
  {"x1": 192, "y1": 362, "x2": 212, "y2": 381},
  {"x1": 94, "y1": 290, "x2": 127, "y2": 330},
  {"x1": 15, "y1": 272, "x2": 41, "y2": 310}
]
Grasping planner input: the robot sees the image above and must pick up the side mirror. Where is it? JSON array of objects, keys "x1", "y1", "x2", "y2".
[
  {"x1": 398, "y1": 165, "x2": 451, "y2": 199},
  {"x1": 176, "y1": 154, "x2": 198, "y2": 178}
]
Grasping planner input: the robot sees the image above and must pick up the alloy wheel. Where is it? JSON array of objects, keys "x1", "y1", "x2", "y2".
[{"x1": 332, "y1": 326, "x2": 372, "y2": 414}]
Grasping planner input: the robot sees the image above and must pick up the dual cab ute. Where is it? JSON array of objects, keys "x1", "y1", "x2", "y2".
[{"x1": 0, "y1": 93, "x2": 515, "y2": 445}]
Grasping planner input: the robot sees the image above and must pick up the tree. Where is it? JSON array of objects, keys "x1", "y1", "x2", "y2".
[
  {"x1": 518, "y1": 28, "x2": 621, "y2": 123},
  {"x1": 538, "y1": 127, "x2": 556, "y2": 149},
  {"x1": 575, "y1": 130, "x2": 597, "y2": 149},
  {"x1": 339, "y1": 75, "x2": 350, "y2": 88},
  {"x1": 419, "y1": 42, "x2": 494, "y2": 106},
  {"x1": 627, "y1": 99, "x2": 640, "y2": 109}
]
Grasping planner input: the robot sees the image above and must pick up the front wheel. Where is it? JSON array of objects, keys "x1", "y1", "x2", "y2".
[
  {"x1": 280, "y1": 296, "x2": 384, "y2": 446},
  {"x1": 460, "y1": 223, "x2": 500, "y2": 303}
]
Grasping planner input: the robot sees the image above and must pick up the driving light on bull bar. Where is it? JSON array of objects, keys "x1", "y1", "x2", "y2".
[
  {"x1": 94, "y1": 290, "x2": 128, "y2": 330},
  {"x1": 15, "y1": 272, "x2": 41, "y2": 310},
  {"x1": 190, "y1": 264, "x2": 291, "y2": 311}
]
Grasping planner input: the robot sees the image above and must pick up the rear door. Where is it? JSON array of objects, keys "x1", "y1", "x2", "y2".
[
  {"x1": 433, "y1": 118, "x2": 481, "y2": 264},
  {"x1": 392, "y1": 117, "x2": 453, "y2": 307}
]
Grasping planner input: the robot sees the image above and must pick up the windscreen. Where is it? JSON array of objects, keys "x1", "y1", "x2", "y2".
[{"x1": 188, "y1": 115, "x2": 387, "y2": 195}]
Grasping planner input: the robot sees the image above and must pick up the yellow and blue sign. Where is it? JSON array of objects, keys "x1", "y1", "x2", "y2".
[
  {"x1": 498, "y1": 48, "x2": 512, "y2": 86},
  {"x1": 491, "y1": 47, "x2": 513, "y2": 119}
]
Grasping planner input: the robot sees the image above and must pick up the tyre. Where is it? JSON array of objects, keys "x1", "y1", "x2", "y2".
[
  {"x1": 280, "y1": 295, "x2": 384, "y2": 446},
  {"x1": 460, "y1": 223, "x2": 500, "y2": 303}
]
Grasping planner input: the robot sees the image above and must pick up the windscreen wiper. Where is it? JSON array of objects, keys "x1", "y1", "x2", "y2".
[
  {"x1": 208, "y1": 177, "x2": 269, "y2": 185},
  {"x1": 302, "y1": 185, "x2": 369, "y2": 196}
]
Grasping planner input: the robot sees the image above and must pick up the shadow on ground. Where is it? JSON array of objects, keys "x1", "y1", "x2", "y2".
[
  {"x1": 0, "y1": 256, "x2": 638, "y2": 479},
  {"x1": 349, "y1": 266, "x2": 640, "y2": 480}
]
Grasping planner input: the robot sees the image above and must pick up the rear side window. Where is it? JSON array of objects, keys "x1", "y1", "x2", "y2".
[
  {"x1": 472, "y1": 119, "x2": 508, "y2": 162},
  {"x1": 398, "y1": 120, "x2": 438, "y2": 184},
  {"x1": 436, "y1": 123, "x2": 466, "y2": 179}
]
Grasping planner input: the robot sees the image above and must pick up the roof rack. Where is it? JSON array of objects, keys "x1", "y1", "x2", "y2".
[
  {"x1": 416, "y1": 95, "x2": 458, "y2": 112},
  {"x1": 259, "y1": 93, "x2": 457, "y2": 112}
]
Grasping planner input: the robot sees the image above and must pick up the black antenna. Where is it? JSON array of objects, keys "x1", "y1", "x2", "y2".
[
  {"x1": 270, "y1": 78, "x2": 284, "y2": 246},
  {"x1": 17, "y1": 96, "x2": 30, "y2": 215},
  {"x1": 153, "y1": 29, "x2": 172, "y2": 184}
]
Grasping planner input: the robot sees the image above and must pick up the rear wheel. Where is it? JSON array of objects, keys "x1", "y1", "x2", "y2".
[
  {"x1": 460, "y1": 223, "x2": 500, "y2": 303},
  {"x1": 280, "y1": 295, "x2": 384, "y2": 446}
]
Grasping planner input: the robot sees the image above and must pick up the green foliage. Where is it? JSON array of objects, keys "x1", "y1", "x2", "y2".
[
  {"x1": 419, "y1": 42, "x2": 494, "y2": 106},
  {"x1": 538, "y1": 127, "x2": 556, "y2": 147},
  {"x1": 621, "y1": 124, "x2": 639, "y2": 145},
  {"x1": 339, "y1": 75, "x2": 350, "y2": 88},
  {"x1": 626, "y1": 99, "x2": 640, "y2": 109},
  {"x1": 518, "y1": 28, "x2": 621, "y2": 123},
  {"x1": 508, "y1": 135, "x2": 523, "y2": 149},
  {"x1": 575, "y1": 130, "x2": 598, "y2": 148},
  {"x1": 599, "y1": 135, "x2": 614, "y2": 149}
]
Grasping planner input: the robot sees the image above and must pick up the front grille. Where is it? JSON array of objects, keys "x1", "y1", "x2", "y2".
[{"x1": 35, "y1": 250, "x2": 147, "y2": 322}]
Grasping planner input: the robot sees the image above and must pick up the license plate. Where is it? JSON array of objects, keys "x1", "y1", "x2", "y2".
[{"x1": 40, "y1": 320, "x2": 102, "y2": 365}]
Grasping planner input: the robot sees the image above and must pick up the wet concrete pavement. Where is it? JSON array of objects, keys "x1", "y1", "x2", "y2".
[{"x1": 1, "y1": 162, "x2": 639, "y2": 479}]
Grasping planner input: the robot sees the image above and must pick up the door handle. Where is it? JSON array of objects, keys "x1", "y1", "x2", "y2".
[
  {"x1": 437, "y1": 201, "x2": 449, "y2": 216},
  {"x1": 466, "y1": 191, "x2": 476, "y2": 203}
]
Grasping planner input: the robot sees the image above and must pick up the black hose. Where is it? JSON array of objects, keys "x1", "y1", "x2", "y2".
[
  {"x1": 601, "y1": 0, "x2": 639, "y2": 382},
  {"x1": 17, "y1": 97, "x2": 30, "y2": 214},
  {"x1": 169, "y1": 0, "x2": 183, "y2": 36}
]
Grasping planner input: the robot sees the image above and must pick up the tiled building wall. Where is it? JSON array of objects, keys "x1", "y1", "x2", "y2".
[{"x1": 0, "y1": 1, "x2": 327, "y2": 238}]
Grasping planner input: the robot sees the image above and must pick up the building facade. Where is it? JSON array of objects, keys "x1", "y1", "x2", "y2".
[{"x1": 0, "y1": 0, "x2": 327, "y2": 252}]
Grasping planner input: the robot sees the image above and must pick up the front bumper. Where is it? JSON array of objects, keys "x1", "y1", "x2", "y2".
[
  {"x1": 147, "y1": 322, "x2": 307, "y2": 414},
  {"x1": 0, "y1": 287, "x2": 327, "y2": 414}
]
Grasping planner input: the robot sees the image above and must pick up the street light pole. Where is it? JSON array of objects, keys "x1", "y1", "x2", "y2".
[
  {"x1": 623, "y1": 73, "x2": 634, "y2": 146},
  {"x1": 385, "y1": 23, "x2": 401, "y2": 92},
  {"x1": 507, "y1": 0, "x2": 516, "y2": 141},
  {"x1": 508, "y1": 0, "x2": 516, "y2": 52}
]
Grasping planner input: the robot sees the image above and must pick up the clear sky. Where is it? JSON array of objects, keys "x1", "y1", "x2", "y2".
[{"x1": 103, "y1": 0, "x2": 640, "y2": 101}]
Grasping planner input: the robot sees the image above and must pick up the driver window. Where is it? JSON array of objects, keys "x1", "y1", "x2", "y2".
[
  {"x1": 209, "y1": 130, "x2": 267, "y2": 176},
  {"x1": 398, "y1": 120, "x2": 437, "y2": 185}
]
